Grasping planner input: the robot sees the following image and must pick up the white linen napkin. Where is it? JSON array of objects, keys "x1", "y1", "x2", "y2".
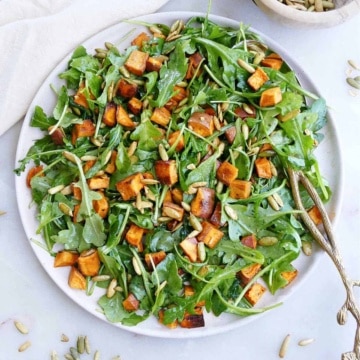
[{"x1": 0, "y1": 0, "x2": 169, "y2": 137}]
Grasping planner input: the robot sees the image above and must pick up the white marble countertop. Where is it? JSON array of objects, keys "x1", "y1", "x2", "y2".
[{"x1": 1, "y1": 0, "x2": 359, "y2": 359}]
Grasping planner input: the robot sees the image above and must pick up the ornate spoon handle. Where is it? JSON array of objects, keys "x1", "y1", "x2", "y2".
[{"x1": 287, "y1": 168, "x2": 360, "y2": 360}]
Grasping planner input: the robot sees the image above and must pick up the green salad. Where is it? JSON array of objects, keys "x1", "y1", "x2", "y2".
[{"x1": 15, "y1": 15, "x2": 331, "y2": 329}]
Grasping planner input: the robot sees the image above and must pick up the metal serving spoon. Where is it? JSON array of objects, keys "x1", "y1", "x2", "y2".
[{"x1": 287, "y1": 167, "x2": 360, "y2": 360}]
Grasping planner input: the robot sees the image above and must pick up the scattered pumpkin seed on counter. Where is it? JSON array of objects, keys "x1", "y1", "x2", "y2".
[
  {"x1": 15, "y1": 15, "x2": 332, "y2": 330},
  {"x1": 277, "y1": 0, "x2": 336, "y2": 11}
]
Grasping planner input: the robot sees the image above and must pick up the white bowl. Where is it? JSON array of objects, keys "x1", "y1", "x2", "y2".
[{"x1": 253, "y1": 0, "x2": 360, "y2": 28}]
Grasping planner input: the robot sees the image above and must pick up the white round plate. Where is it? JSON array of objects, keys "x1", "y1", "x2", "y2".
[{"x1": 15, "y1": 11, "x2": 343, "y2": 338}]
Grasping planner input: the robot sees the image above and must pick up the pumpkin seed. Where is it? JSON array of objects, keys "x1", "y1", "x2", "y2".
[
  {"x1": 18, "y1": 341, "x2": 31, "y2": 352},
  {"x1": 267, "y1": 195, "x2": 280, "y2": 211},
  {"x1": 105, "y1": 41, "x2": 114, "y2": 50},
  {"x1": 60, "y1": 185, "x2": 73, "y2": 196},
  {"x1": 77, "y1": 335, "x2": 85, "y2": 354},
  {"x1": 190, "y1": 181, "x2": 207, "y2": 188},
  {"x1": 48, "y1": 184, "x2": 65, "y2": 195},
  {"x1": 302, "y1": 241, "x2": 313, "y2": 256},
  {"x1": 298, "y1": 338, "x2": 315, "y2": 346},
  {"x1": 348, "y1": 59, "x2": 360, "y2": 70},
  {"x1": 181, "y1": 201, "x2": 191, "y2": 212},
  {"x1": 106, "y1": 278, "x2": 117, "y2": 298},
  {"x1": 237, "y1": 58, "x2": 255, "y2": 73},
  {"x1": 141, "y1": 178, "x2": 159, "y2": 185},
  {"x1": 189, "y1": 213, "x2": 203, "y2": 232},
  {"x1": 69, "y1": 347, "x2": 80, "y2": 360},
  {"x1": 64, "y1": 354, "x2": 75, "y2": 360},
  {"x1": 258, "y1": 236, "x2": 278, "y2": 246},
  {"x1": 158, "y1": 143, "x2": 169, "y2": 161},
  {"x1": 279, "y1": 334, "x2": 291, "y2": 358},
  {"x1": 92, "y1": 274, "x2": 111, "y2": 282},
  {"x1": 14, "y1": 320, "x2": 29, "y2": 334},
  {"x1": 197, "y1": 242, "x2": 206, "y2": 262},
  {"x1": 347, "y1": 77, "x2": 360, "y2": 90},
  {"x1": 132, "y1": 257, "x2": 142, "y2": 275},
  {"x1": 59, "y1": 202, "x2": 73, "y2": 217},
  {"x1": 94, "y1": 350, "x2": 101, "y2": 360},
  {"x1": 272, "y1": 192, "x2": 284, "y2": 208},
  {"x1": 127, "y1": 141, "x2": 138, "y2": 156},
  {"x1": 186, "y1": 163, "x2": 196, "y2": 170},
  {"x1": 224, "y1": 204, "x2": 238, "y2": 220},
  {"x1": 84, "y1": 339, "x2": 91, "y2": 355}
]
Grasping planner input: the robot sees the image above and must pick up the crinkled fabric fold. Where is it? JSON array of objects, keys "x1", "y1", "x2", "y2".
[{"x1": 0, "y1": 0, "x2": 169, "y2": 136}]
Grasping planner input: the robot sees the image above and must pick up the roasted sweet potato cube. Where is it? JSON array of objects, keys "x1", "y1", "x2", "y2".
[
  {"x1": 185, "y1": 52, "x2": 203, "y2": 79},
  {"x1": 162, "y1": 201, "x2": 185, "y2": 222},
  {"x1": 190, "y1": 187, "x2": 215, "y2": 219},
  {"x1": 71, "y1": 183, "x2": 82, "y2": 200},
  {"x1": 155, "y1": 160, "x2": 178, "y2": 186},
  {"x1": 179, "y1": 308, "x2": 205, "y2": 328},
  {"x1": 26, "y1": 165, "x2": 44, "y2": 187},
  {"x1": 172, "y1": 86, "x2": 188, "y2": 102},
  {"x1": 261, "y1": 53, "x2": 283, "y2": 70},
  {"x1": 87, "y1": 175, "x2": 110, "y2": 190},
  {"x1": 102, "y1": 102, "x2": 117, "y2": 127},
  {"x1": 105, "y1": 150, "x2": 117, "y2": 174},
  {"x1": 197, "y1": 221, "x2": 224, "y2": 249},
  {"x1": 71, "y1": 119, "x2": 96, "y2": 145},
  {"x1": 117, "y1": 78, "x2": 138, "y2": 98},
  {"x1": 125, "y1": 223, "x2": 145, "y2": 252},
  {"x1": 122, "y1": 293, "x2": 140, "y2": 311},
  {"x1": 77, "y1": 249, "x2": 101, "y2": 277},
  {"x1": 163, "y1": 189, "x2": 173, "y2": 203},
  {"x1": 83, "y1": 159, "x2": 96, "y2": 174},
  {"x1": 146, "y1": 56, "x2": 163, "y2": 72},
  {"x1": 229, "y1": 180, "x2": 252, "y2": 199},
  {"x1": 116, "y1": 105, "x2": 136, "y2": 128},
  {"x1": 259, "y1": 87, "x2": 282, "y2": 107},
  {"x1": 124, "y1": 50, "x2": 149, "y2": 76},
  {"x1": 116, "y1": 173, "x2": 144, "y2": 200},
  {"x1": 188, "y1": 112, "x2": 214, "y2": 137},
  {"x1": 145, "y1": 251, "x2": 167, "y2": 269},
  {"x1": 68, "y1": 266, "x2": 86, "y2": 290},
  {"x1": 307, "y1": 205, "x2": 323, "y2": 225},
  {"x1": 127, "y1": 97, "x2": 143, "y2": 115},
  {"x1": 241, "y1": 234, "x2": 257, "y2": 249},
  {"x1": 72, "y1": 204, "x2": 81, "y2": 223},
  {"x1": 131, "y1": 32, "x2": 150, "y2": 48},
  {"x1": 254, "y1": 157, "x2": 272, "y2": 179},
  {"x1": 54, "y1": 251, "x2": 79, "y2": 267},
  {"x1": 247, "y1": 67, "x2": 269, "y2": 91},
  {"x1": 164, "y1": 98, "x2": 178, "y2": 112},
  {"x1": 237, "y1": 263, "x2": 262, "y2": 285},
  {"x1": 73, "y1": 82, "x2": 93, "y2": 109},
  {"x1": 170, "y1": 187, "x2": 183, "y2": 204},
  {"x1": 281, "y1": 269, "x2": 298, "y2": 286},
  {"x1": 244, "y1": 283, "x2": 266, "y2": 305},
  {"x1": 179, "y1": 237, "x2": 198, "y2": 262},
  {"x1": 150, "y1": 107, "x2": 171, "y2": 127},
  {"x1": 209, "y1": 202, "x2": 224, "y2": 228},
  {"x1": 216, "y1": 161, "x2": 239, "y2": 186},
  {"x1": 168, "y1": 130, "x2": 185, "y2": 152},
  {"x1": 93, "y1": 191, "x2": 109, "y2": 218}
]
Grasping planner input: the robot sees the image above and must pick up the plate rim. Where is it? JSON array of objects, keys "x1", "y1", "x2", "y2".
[{"x1": 14, "y1": 11, "x2": 344, "y2": 339}]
